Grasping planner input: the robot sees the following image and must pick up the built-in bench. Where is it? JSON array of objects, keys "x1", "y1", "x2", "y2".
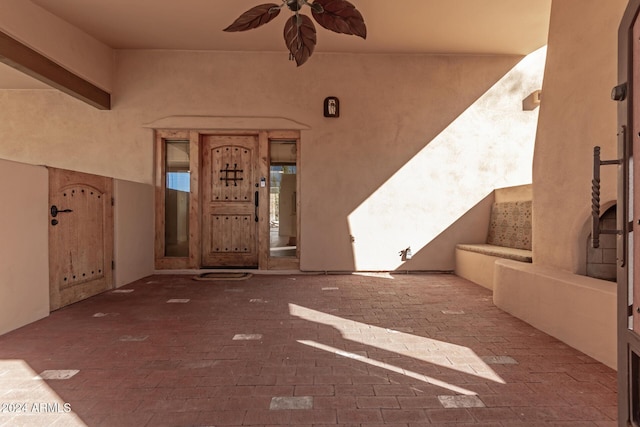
[
  {"x1": 493, "y1": 259, "x2": 616, "y2": 369},
  {"x1": 455, "y1": 185, "x2": 532, "y2": 290},
  {"x1": 454, "y1": 183, "x2": 616, "y2": 369}
]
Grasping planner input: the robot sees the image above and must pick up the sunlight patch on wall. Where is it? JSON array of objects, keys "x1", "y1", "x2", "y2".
[
  {"x1": 289, "y1": 303, "x2": 505, "y2": 385},
  {"x1": 347, "y1": 47, "x2": 547, "y2": 270}
]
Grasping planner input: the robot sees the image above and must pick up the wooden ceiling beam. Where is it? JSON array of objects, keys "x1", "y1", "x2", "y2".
[{"x1": 0, "y1": 30, "x2": 111, "y2": 110}]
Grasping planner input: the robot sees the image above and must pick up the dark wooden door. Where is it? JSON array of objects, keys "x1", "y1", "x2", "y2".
[
  {"x1": 49, "y1": 168, "x2": 113, "y2": 310},
  {"x1": 201, "y1": 135, "x2": 259, "y2": 267}
]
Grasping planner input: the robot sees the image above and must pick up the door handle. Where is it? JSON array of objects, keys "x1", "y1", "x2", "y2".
[
  {"x1": 50, "y1": 205, "x2": 73, "y2": 217},
  {"x1": 254, "y1": 191, "x2": 259, "y2": 222}
]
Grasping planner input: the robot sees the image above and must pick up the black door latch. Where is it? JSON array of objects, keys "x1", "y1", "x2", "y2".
[{"x1": 50, "y1": 205, "x2": 73, "y2": 217}]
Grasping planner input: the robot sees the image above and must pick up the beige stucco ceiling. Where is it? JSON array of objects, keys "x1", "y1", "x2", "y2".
[
  {"x1": 3, "y1": 0, "x2": 551, "y2": 89},
  {"x1": 30, "y1": 0, "x2": 551, "y2": 55}
]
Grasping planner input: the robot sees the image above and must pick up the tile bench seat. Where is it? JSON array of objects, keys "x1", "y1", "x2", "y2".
[
  {"x1": 455, "y1": 243, "x2": 532, "y2": 263},
  {"x1": 455, "y1": 199, "x2": 532, "y2": 289}
]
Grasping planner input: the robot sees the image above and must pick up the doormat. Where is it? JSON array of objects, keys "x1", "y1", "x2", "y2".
[{"x1": 193, "y1": 272, "x2": 253, "y2": 281}]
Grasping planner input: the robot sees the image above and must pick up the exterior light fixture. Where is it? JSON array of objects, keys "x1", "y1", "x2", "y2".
[
  {"x1": 324, "y1": 97, "x2": 339, "y2": 117},
  {"x1": 400, "y1": 247, "x2": 412, "y2": 261},
  {"x1": 522, "y1": 90, "x2": 542, "y2": 111}
]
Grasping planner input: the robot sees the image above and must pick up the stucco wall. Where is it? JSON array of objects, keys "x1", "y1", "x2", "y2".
[
  {"x1": 533, "y1": 0, "x2": 626, "y2": 273},
  {"x1": 0, "y1": 51, "x2": 544, "y2": 270},
  {"x1": 0, "y1": 47, "x2": 544, "y2": 272},
  {"x1": 0, "y1": 0, "x2": 114, "y2": 91},
  {"x1": 491, "y1": 0, "x2": 626, "y2": 369},
  {"x1": 114, "y1": 179, "x2": 154, "y2": 287},
  {"x1": 0, "y1": 159, "x2": 49, "y2": 335}
]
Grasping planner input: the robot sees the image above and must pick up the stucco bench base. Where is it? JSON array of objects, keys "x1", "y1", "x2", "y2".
[
  {"x1": 455, "y1": 244, "x2": 532, "y2": 290},
  {"x1": 456, "y1": 244, "x2": 532, "y2": 262},
  {"x1": 493, "y1": 259, "x2": 616, "y2": 369}
]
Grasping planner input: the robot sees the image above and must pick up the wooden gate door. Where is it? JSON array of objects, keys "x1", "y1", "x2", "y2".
[
  {"x1": 201, "y1": 135, "x2": 259, "y2": 267},
  {"x1": 49, "y1": 168, "x2": 114, "y2": 310},
  {"x1": 618, "y1": 1, "x2": 640, "y2": 424}
]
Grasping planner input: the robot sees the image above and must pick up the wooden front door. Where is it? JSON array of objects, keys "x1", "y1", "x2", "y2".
[
  {"x1": 49, "y1": 168, "x2": 114, "y2": 311},
  {"x1": 201, "y1": 135, "x2": 259, "y2": 267}
]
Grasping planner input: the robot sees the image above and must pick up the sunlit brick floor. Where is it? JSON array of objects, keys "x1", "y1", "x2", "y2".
[{"x1": 0, "y1": 273, "x2": 617, "y2": 426}]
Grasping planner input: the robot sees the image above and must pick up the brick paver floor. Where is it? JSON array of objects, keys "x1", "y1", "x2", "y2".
[{"x1": 0, "y1": 273, "x2": 617, "y2": 426}]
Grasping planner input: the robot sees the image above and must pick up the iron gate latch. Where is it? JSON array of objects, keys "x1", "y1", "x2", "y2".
[{"x1": 591, "y1": 146, "x2": 622, "y2": 249}]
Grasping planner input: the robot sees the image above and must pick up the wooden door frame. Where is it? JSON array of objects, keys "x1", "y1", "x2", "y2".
[
  {"x1": 618, "y1": 1, "x2": 640, "y2": 424},
  {"x1": 264, "y1": 131, "x2": 301, "y2": 270},
  {"x1": 154, "y1": 129, "x2": 300, "y2": 270},
  {"x1": 154, "y1": 130, "x2": 200, "y2": 269}
]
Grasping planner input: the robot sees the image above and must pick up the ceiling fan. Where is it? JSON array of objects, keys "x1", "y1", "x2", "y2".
[{"x1": 224, "y1": 0, "x2": 366, "y2": 66}]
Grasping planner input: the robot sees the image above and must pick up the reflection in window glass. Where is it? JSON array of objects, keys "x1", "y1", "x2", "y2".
[
  {"x1": 167, "y1": 172, "x2": 190, "y2": 192},
  {"x1": 164, "y1": 141, "x2": 190, "y2": 257},
  {"x1": 270, "y1": 141, "x2": 297, "y2": 258}
]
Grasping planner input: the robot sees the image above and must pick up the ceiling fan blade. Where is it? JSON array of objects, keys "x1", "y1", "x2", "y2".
[
  {"x1": 311, "y1": 0, "x2": 366, "y2": 39},
  {"x1": 223, "y1": 3, "x2": 282, "y2": 32},
  {"x1": 284, "y1": 14, "x2": 317, "y2": 66}
]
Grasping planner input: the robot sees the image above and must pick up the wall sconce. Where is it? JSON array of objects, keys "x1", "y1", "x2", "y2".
[
  {"x1": 522, "y1": 90, "x2": 542, "y2": 111},
  {"x1": 324, "y1": 96, "x2": 340, "y2": 118}
]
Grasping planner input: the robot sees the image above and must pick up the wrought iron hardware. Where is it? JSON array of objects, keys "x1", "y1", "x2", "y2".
[
  {"x1": 611, "y1": 82, "x2": 628, "y2": 101},
  {"x1": 254, "y1": 191, "x2": 259, "y2": 222},
  {"x1": 50, "y1": 205, "x2": 73, "y2": 217},
  {"x1": 591, "y1": 146, "x2": 623, "y2": 248},
  {"x1": 51, "y1": 219, "x2": 58, "y2": 226},
  {"x1": 220, "y1": 163, "x2": 244, "y2": 186},
  {"x1": 399, "y1": 247, "x2": 412, "y2": 261}
]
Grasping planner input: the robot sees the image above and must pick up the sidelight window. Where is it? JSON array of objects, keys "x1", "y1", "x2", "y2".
[
  {"x1": 164, "y1": 140, "x2": 190, "y2": 257},
  {"x1": 269, "y1": 140, "x2": 298, "y2": 258}
]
